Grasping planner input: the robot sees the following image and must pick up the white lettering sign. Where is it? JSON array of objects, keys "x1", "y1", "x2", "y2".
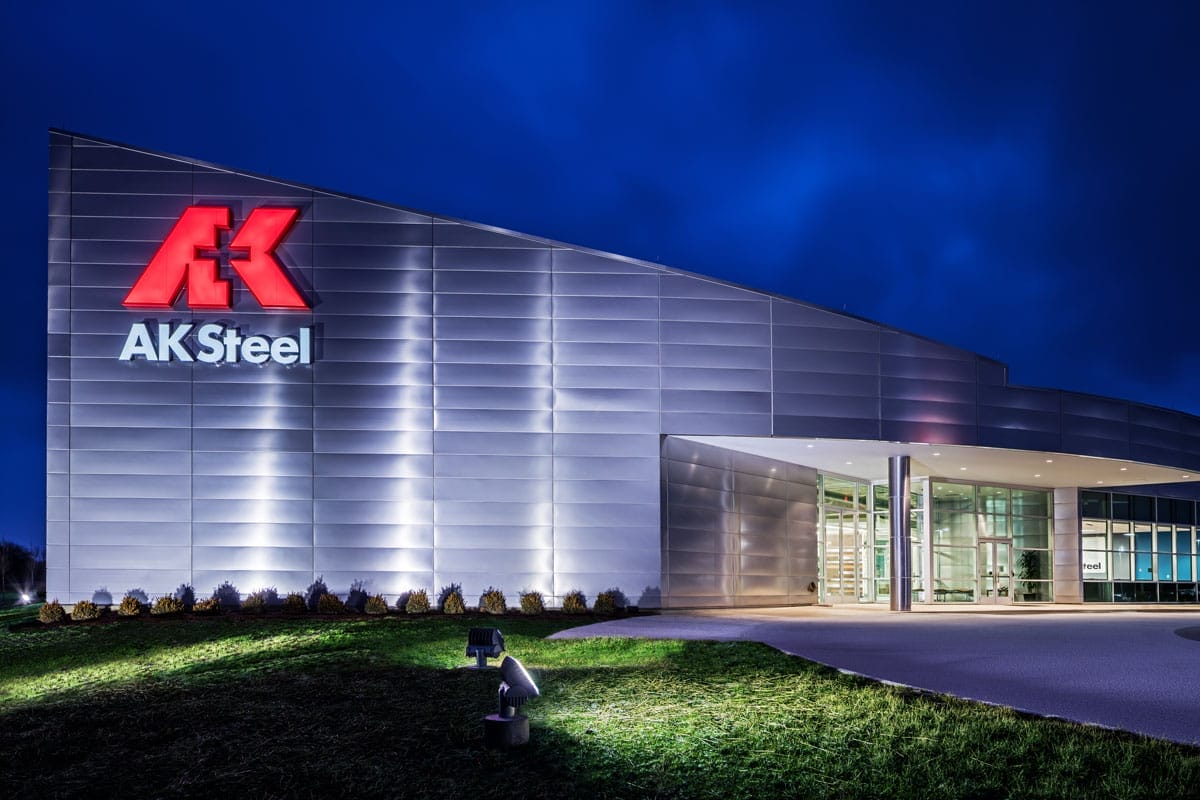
[
  {"x1": 119, "y1": 322, "x2": 313, "y2": 365},
  {"x1": 1082, "y1": 550, "x2": 1108, "y2": 579}
]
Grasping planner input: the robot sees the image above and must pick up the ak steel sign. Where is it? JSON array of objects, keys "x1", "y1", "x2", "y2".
[{"x1": 118, "y1": 205, "x2": 313, "y2": 365}]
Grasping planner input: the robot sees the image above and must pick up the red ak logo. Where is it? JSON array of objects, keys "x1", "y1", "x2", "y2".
[{"x1": 123, "y1": 206, "x2": 308, "y2": 309}]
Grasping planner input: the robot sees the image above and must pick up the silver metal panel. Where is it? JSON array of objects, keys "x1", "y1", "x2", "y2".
[
  {"x1": 315, "y1": 524, "x2": 434, "y2": 548},
  {"x1": 55, "y1": 132, "x2": 1200, "y2": 612}
]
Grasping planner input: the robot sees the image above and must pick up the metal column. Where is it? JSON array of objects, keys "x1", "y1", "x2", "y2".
[{"x1": 889, "y1": 455, "x2": 912, "y2": 611}]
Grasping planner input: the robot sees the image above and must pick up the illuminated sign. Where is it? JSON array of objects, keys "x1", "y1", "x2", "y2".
[
  {"x1": 118, "y1": 322, "x2": 312, "y2": 365},
  {"x1": 123, "y1": 206, "x2": 308, "y2": 310}
]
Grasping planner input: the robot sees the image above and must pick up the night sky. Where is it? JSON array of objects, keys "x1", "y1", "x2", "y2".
[{"x1": 2, "y1": 2, "x2": 1198, "y2": 552}]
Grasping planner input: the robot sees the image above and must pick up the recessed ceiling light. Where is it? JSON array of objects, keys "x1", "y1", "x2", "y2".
[
  {"x1": 845, "y1": 461, "x2": 853, "y2": 465},
  {"x1": 1034, "y1": 473, "x2": 1041, "y2": 478},
  {"x1": 932, "y1": 452, "x2": 941, "y2": 457},
  {"x1": 1185, "y1": 474, "x2": 1192, "y2": 479},
  {"x1": 806, "y1": 443, "x2": 814, "y2": 448},
  {"x1": 1097, "y1": 480, "x2": 1104, "y2": 485},
  {"x1": 1119, "y1": 467, "x2": 1128, "y2": 471},
  {"x1": 1045, "y1": 459, "x2": 1053, "y2": 463},
  {"x1": 770, "y1": 467, "x2": 777, "y2": 473},
  {"x1": 960, "y1": 466, "x2": 967, "y2": 471}
]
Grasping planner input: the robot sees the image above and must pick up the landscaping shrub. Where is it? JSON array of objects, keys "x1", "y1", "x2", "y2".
[
  {"x1": 592, "y1": 592, "x2": 614, "y2": 618},
  {"x1": 212, "y1": 581, "x2": 241, "y2": 609},
  {"x1": 70, "y1": 600, "x2": 102, "y2": 621},
  {"x1": 282, "y1": 592, "x2": 306, "y2": 614},
  {"x1": 174, "y1": 583, "x2": 195, "y2": 611},
  {"x1": 346, "y1": 580, "x2": 369, "y2": 613},
  {"x1": 242, "y1": 588, "x2": 277, "y2": 614},
  {"x1": 192, "y1": 597, "x2": 220, "y2": 615},
  {"x1": 38, "y1": 599, "x2": 66, "y2": 624},
  {"x1": 439, "y1": 584, "x2": 465, "y2": 615},
  {"x1": 404, "y1": 589, "x2": 430, "y2": 614},
  {"x1": 479, "y1": 587, "x2": 507, "y2": 615},
  {"x1": 317, "y1": 593, "x2": 346, "y2": 614},
  {"x1": 561, "y1": 589, "x2": 588, "y2": 614},
  {"x1": 151, "y1": 595, "x2": 184, "y2": 615},
  {"x1": 364, "y1": 594, "x2": 388, "y2": 615},
  {"x1": 519, "y1": 590, "x2": 545, "y2": 615},
  {"x1": 117, "y1": 595, "x2": 143, "y2": 617},
  {"x1": 305, "y1": 576, "x2": 329, "y2": 612}
]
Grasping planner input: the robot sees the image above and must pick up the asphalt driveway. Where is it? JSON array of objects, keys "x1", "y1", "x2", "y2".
[{"x1": 550, "y1": 607, "x2": 1200, "y2": 745}]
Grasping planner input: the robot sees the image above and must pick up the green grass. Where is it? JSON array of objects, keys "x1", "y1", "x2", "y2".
[{"x1": 2, "y1": 606, "x2": 1199, "y2": 799}]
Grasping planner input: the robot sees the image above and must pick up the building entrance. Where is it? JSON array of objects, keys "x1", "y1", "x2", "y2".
[
  {"x1": 978, "y1": 539, "x2": 1012, "y2": 603},
  {"x1": 822, "y1": 509, "x2": 870, "y2": 602}
]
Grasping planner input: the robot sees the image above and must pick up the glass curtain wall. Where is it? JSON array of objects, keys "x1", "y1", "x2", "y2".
[
  {"x1": 817, "y1": 474, "x2": 924, "y2": 604},
  {"x1": 931, "y1": 482, "x2": 1053, "y2": 603},
  {"x1": 1081, "y1": 491, "x2": 1199, "y2": 603}
]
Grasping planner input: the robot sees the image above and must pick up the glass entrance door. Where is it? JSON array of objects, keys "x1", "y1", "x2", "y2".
[
  {"x1": 978, "y1": 539, "x2": 1012, "y2": 603},
  {"x1": 823, "y1": 511, "x2": 872, "y2": 603}
]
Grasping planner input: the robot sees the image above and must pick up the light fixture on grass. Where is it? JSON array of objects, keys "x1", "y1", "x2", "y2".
[
  {"x1": 19, "y1": 592, "x2": 31, "y2": 605},
  {"x1": 483, "y1": 655, "x2": 540, "y2": 748},
  {"x1": 466, "y1": 627, "x2": 505, "y2": 668}
]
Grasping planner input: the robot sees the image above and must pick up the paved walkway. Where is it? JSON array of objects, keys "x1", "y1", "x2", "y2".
[{"x1": 550, "y1": 606, "x2": 1200, "y2": 745}]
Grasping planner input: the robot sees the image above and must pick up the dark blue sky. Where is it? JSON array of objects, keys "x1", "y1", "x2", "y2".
[{"x1": 2, "y1": 2, "x2": 1198, "y2": 551}]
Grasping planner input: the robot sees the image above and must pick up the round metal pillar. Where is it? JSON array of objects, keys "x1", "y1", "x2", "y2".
[{"x1": 889, "y1": 455, "x2": 912, "y2": 611}]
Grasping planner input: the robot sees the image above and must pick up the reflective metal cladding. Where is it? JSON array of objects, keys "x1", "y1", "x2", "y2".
[{"x1": 46, "y1": 130, "x2": 1200, "y2": 608}]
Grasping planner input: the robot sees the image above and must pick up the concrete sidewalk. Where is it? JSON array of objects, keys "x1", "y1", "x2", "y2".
[{"x1": 550, "y1": 607, "x2": 1200, "y2": 745}]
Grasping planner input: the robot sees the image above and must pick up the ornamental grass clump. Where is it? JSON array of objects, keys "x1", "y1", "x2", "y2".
[
  {"x1": 192, "y1": 597, "x2": 220, "y2": 615},
  {"x1": 561, "y1": 589, "x2": 588, "y2": 614},
  {"x1": 318, "y1": 593, "x2": 346, "y2": 614},
  {"x1": 282, "y1": 592, "x2": 306, "y2": 614},
  {"x1": 151, "y1": 595, "x2": 184, "y2": 615},
  {"x1": 117, "y1": 595, "x2": 143, "y2": 617},
  {"x1": 479, "y1": 587, "x2": 507, "y2": 615},
  {"x1": 70, "y1": 600, "x2": 102, "y2": 621},
  {"x1": 404, "y1": 589, "x2": 430, "y2": 615},
  {"x1": 519, "y1": 590, "x2": 545, "y2": 615},
  {"x1": 38, "y1": 599, "x2": 66, "y2": 624},
  {"x1": 364, "y1": 594, "x2": 389, "y2": 615}
]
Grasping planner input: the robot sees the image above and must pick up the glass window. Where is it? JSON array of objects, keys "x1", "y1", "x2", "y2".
[
  {"x1": 979, "y1": 486, "x2": 1010, "y2": 514},
  {"x1": 1112, "y1": 522, "x2": 1132, "y2": 581},
  {"x1": 982, "y1": 513, "x2": 1009, "y2": 538},
  {"x1": 1156, "y1": 525, "x2": 1174, "y2": 582},
  {"x1": 823, "y1": 476, "x2": 857, "y2": 510},
  {"x1": 1132, "y1": 495, "x2": 1155, "y2": 522},
  {"x1": 1014, "y1": 517, "x2": 1050, "y2": 549},
  {"x1": 932, "y1": 547, "x2": 976, "y2": 602},
  {"x1": 1081, "y1": 518, "x2": 1108, "y2": 580},
  {"x1": 872, "y1": 484, "x2": 888, "y2": 512},
  {"x1": 932, "y1": 511, "x2": 975, "y2": 546},
  {"x1": 1174, "y1": 499, "x2": 1196, "y2": 526},
  {"x1": 1175, "y1": 528, "x2": 1193, "y2": 582},
  {"x1": 1158, "y1": 498, "x2": 1172, "y2": 525},
  {"x1": 1081, "y1": 491, "x2": 1109, "y2": 518},
  {"x1": 1135, "y1": 525, "x2": 1154, "y2": 581},
  {"x1": 1011, "y1": 489, "x2": 1050, "y2": 517},
  {"x1": 932, "y1": 482, "x2": 973, "y2": 512},
  {"x1": 1111, "y1": 493, "x2": 1131, "y2": 520}
]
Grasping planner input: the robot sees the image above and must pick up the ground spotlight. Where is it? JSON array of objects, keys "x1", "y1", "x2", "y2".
[
  {"x1": 483, "y1": 655, "x2": 540, "y2": 748},
  {"x1": 19, "y1": 592, "x2": 31, "y2": 605},
  {"x1": 466, "y1": 627, "x2": 505, "y2": 668}
]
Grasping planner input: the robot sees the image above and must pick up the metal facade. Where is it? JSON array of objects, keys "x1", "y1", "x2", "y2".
[{"x1": 46, "y1": 131, "x2": 1200, "y2": 607}]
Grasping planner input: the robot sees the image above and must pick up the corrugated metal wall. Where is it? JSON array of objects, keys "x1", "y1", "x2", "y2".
[
  {"x1": 662, "y1": 437, "x2": 818, "y2": 607},
  {"x1": 47, "y1": 131, "x2": 1200, "y2": 607}
]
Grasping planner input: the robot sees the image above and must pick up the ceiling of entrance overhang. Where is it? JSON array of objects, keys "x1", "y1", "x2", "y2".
[{"x1": 673, "y1": 436, "x2": 1199, "y2": 489}]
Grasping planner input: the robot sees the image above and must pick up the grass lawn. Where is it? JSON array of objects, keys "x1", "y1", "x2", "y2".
[{"x1": 2, "y1": 605, "x2": 1199, "y2": 799}]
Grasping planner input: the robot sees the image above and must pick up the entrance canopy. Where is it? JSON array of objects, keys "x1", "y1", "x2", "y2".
[{"x1": 674, "y1": 436, "x2": 1199, "y2": 489}]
